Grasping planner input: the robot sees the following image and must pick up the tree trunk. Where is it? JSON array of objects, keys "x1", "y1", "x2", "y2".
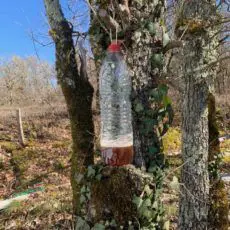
[
  {"x1": 89, "y1": 0, "x2": 170, "y2": 171},
  {"x1": 44, "y1": 0, "x2": 94, "y2": 215},
  {"x1": 179, "y1": 76, "x2": 210, "y2": 229},
  {"x1": 208, "y1": 93, "x2": 229, "y2": 230},
  {"x1": 176, "y1": 1, "x2": 220, "y2": 229},
  {"x1": 85, "y1": 1, "x2": 172, "y2": 228}
]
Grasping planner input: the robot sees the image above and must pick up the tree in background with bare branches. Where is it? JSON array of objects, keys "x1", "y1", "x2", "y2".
[{"x1": 0, "y1": 56, "x2": 60, "y2": 106}]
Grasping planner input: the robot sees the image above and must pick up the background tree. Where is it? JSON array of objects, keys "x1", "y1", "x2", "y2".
[
  {"x1": 208, "y1": 93, "x2": 229, "y2": 230},
  {"x1": 0, "y1": 56, "x2": 58, "y2": 106},
  {"x1": 174, "y1": 0, "x2": 227, "y2": 229}
]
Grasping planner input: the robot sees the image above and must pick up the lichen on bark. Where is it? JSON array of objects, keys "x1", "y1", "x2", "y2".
[
  {"x1": 87, "y1": 0, "x2": 172, "y2": 228},
  {"x1": 175, "y1": 1, "x2": 226, "y2": 229},
  {"x1": 89, "y1": 0, "x2": 172, "y2": 170}
]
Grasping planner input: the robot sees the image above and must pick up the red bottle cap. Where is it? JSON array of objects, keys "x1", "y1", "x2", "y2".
[{"x1": 108, "y1": 42, "x2": 121, "y2": 53}]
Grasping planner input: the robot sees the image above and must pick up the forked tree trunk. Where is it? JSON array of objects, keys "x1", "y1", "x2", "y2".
[
  {"x1": 44, "y1": 0, "x2": 94, "y2": 215},
  {"x1": 44, "y1": 0, "x2": 171, "y2": 227}
]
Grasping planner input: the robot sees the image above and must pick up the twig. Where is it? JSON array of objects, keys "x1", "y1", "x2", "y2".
[
  {"x1": 84, "y1": 0, "x2": 110, "y2": 35},
  {"x1": 98, "y1": 9, "x2": 121, "y2": 32}
]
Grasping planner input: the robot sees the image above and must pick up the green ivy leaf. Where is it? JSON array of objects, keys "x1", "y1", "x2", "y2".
[
  {"x1": 135, "y1": 103, "x2": 144, "y2": 113},
  {"x1": 144, "y1": 119, "x2": 155, "y2": 133},
  {"x1": 96, "y1": 174, "x2": 102, "y2": 181},
  {"x1": 144, "y1": 185, "x2": 152, "y2": 196},
  {"x1": 148, "y1": 166, "x2": 157, "y2": 173},
  {"x1": 152, "y1": 201, "x2": 158, "y2": 209},
  {"x1": 142, "y1": 198, "x2": 152, "y2": 208},
  {"x1": 149, "y1": 146, "x2": 158, "y2": 154},
  {"x1": 143, "y1": 118, "x2": 157, "y2": 126},
  {"x1": 158, "y1": 84, "x2": 168, "y2": 96},
  {"x1": 133, "y1": 195, "x2": 143, "y2": 209},
  {"x1": 110, "y1": 219, "x2": 117, "y2": 227},
  {"x1": 75, "y1": 216, "x2": 90, "y2": 230},
  {"x1": 170, "y1": 176, "x2": 179, "y2": 191},
  {"x1": 80, "y1": 194, "x2": 86, "y2": 204},
  {"x1": 86, "y1": 186, "x2": 90, "y2": 192},
  {"x1": 149, "y1": 89, "x2": 159, "y2": 100},
  {"x1": 87, "y1": 166, "x2": 96, "y2": 178},
  {"x1": 151, "y1": 53, "x2": 164, "y2": 68},
  {"x1": 163, "y1": 32, "x2": 170, "y2": 47},
  {"x1": 92, "y1": 223, "x2": 105, "y2": 230},
  {"x1": 162, "y1": 95, "x2": 171, "y2": 107},
  {"x1": 86, "y1": 192, "x2": 91, "y2": 200},
  {"x1": 147, "y1": 22, "x2": 157, "y2": 35},
  {"x1": 80, "y1": 185, "x2": 86, "y2": 193},
  {"x1": 156, "y1": 215, "x2": 161, "y2": 222},
  {"x1": 75, "y1": 173, "x2": 84, "y2": 183},
  {"x1": 133, "y1": 0, "x2": 143, "y2": 5},
  {"x1": 128, "y1": 225, "x2": 135, "y2": 230},
  {"x1": 141, "y1": 208, "x2": 153, "y2": 219}
]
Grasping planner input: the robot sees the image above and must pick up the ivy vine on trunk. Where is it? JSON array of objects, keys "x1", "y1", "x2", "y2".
[
  {"x1": 44, "y1": 0, "x2": 174, "y2": 228},
  {"x1": 89, "y1": 0, "x2": 173, "y2": 228}
]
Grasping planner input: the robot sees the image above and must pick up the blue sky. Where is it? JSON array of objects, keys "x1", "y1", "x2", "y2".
[
  {"x1": 0, "y1": 0, "x2": 89, "y2": 64},
  {"x1": 1, "y1": 1, "x2": 226, "y2": 64}
]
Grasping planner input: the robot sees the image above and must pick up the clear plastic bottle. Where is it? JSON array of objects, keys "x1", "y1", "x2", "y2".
[{"x1": 99, "y1": 42, "x2": 133, "y2": 166}]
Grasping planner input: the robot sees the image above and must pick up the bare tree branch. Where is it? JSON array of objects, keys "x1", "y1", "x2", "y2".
[{"x1": 98, "y1": 9, "x2": 121, "y2": 31}]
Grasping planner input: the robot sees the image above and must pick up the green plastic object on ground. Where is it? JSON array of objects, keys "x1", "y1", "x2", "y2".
[{"x1": 0, "y1": 186, "x2": 44, "y2": 210}]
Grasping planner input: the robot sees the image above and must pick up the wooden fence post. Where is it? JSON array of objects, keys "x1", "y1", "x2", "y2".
[{"x1": 17, "y1": 108, "x2": 25, "y2": 146}]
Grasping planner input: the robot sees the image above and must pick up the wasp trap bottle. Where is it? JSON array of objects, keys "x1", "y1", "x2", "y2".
[{"x1": 99, "y1": 41, "x2": 133, "y2": 166}]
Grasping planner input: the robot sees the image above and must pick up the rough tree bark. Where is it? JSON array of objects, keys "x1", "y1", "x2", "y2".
[
  {"x1": 179, "y1": 74, "x2": 210, "y2": 230},
  {"x1": 44, "y1": 0, "x2": 175, "y2": 228},
  {"x1": 126, "y1": 1, "x2": 167, "y2": 169},
  {"x1": 175, "y1": 0, "x2": 220, "y2": 229},
  {"x1": 90, "y1": 0, "x2": 171, "y2": 171},
  {"x1": 84, "y1": 0, "x2": 172, "y2": 227},
  {"x1": 44, "y1": 0, "x2": 94, "y2": 215}
]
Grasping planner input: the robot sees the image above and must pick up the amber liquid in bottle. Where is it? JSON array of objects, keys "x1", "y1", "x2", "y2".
[
  {"x1": 101, "y1": 146, "x2": 133, "y2": 166},
  {"x1": 100, "y1": 43, "x2": 133, "y2": 166}
]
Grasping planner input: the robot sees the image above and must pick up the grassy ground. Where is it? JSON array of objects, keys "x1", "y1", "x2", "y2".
[
  {"x1": 0, "y1": 106, "x2": 73, "y2": 230},
  {"x1": 0, "y1": 105, "x2": 229, "y2": 230}
]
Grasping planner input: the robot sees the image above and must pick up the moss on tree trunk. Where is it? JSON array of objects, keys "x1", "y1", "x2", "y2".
[
  {"x1": 44, "y1": 0, "x2": 94, "y2": 215},
  {"x1": 208, "y1": 93, "x2": 229, "y2": 230}
]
